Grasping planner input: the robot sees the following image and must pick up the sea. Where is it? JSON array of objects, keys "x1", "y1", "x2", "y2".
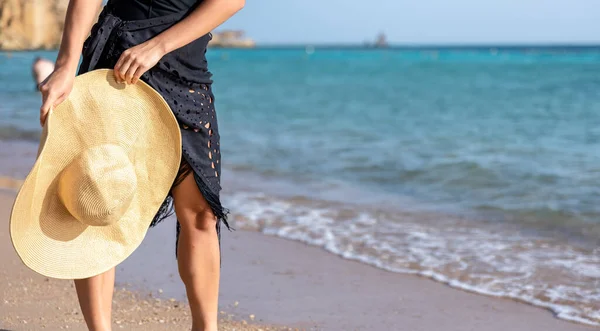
[{"x1": 1, "y1": 46, "x2": 600, "y2": 326}]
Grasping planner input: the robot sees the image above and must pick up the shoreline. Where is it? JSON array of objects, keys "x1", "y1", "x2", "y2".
[
  {"x1": 0, "y1": 190, "x2": 597, "y2": 331},
  {"x1": 0, "y1": 137, "x2": 599, "y2": 328}
]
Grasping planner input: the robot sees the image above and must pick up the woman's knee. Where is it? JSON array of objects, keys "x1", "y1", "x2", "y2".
[
  {"x1": 172, "y1": 172, "x2": 218, "y2": 234},
  {"x1": 178, "y1": 204, "x2": 217, "y2": 233}
]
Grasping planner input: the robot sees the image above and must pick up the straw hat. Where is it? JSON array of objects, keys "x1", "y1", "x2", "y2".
[{"x1": 10, "y1": 69, "x2": 181, "y2": 280}]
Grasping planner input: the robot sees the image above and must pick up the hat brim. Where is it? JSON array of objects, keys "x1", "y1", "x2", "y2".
[{"x1": 10, "y1": 69, "x2": 181, "y2": 279}]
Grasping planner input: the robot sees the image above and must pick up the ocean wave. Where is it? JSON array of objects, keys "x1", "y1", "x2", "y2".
[
  {"x1": 474, "y1": 204, "x2": 600, "y2": 243},
  {"x1": 225, "y1": 190, "x2": 600, "y2": 326}
]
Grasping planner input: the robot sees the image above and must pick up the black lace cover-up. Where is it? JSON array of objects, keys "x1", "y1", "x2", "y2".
[{"x1": 78, "y1": 2, "x2": 229, "y2": 253}]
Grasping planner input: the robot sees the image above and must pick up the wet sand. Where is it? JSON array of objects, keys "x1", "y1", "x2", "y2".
[{"x1": 0, "y1": 189, "x2": 597, "y2": 331}]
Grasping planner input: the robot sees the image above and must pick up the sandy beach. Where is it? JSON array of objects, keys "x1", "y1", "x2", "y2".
[
  {"x1": 0, "y1": 188, "x2": 597, "y2": 331},
  {"x1": 0, "y1": 191, "x2": 285, "y2": 331}
]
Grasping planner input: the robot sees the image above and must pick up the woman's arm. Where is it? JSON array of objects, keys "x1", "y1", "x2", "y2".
[
  {"x1": 39, "y1": 0, "x2": 103, "y2": 126},
  {"x1": 114, "y1": 0, "x2": 245, "y2": 84}
]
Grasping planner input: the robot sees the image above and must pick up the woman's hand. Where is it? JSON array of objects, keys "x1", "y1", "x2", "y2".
[
  {"x1": 113, "y1": 0, "x2": 244, "y2": 85},
  {"x1": 113, "y1": 40, "x2": 166, "y2": 84},
  {"x1": 39, "y1": 66, "x2": 76, "y2": 127},
  {"x1": 38, "y1": 0, "x2": 103, "y2": 126}
]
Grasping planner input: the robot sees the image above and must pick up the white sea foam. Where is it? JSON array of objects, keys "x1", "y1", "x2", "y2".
[{"x1": 225, "y1": 191, "x2": 600, "y2": 326}]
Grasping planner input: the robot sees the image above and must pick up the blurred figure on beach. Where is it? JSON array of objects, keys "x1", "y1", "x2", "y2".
[{"x1": 31, "y1": 57, "x2": 54, "y2": 90}]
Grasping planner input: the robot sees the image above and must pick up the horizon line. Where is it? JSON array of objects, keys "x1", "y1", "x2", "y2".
[{"x1": 248, "y1": 42, "x2": 600, "y2": 48}]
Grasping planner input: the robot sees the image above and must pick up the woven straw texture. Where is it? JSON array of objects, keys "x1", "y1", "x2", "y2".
[{"x1": 10, "y1": 69, "x2": 181, "y2": 280}]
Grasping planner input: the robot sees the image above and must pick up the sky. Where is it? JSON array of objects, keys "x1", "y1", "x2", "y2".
[{"x1": 219, "y1": 0, "x2": 600, "y2": 45}]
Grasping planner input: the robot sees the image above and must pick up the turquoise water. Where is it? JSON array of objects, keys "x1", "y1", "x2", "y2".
[
  {"x1": 1, "y1": 47, "x2": 600, "y2": 325},
  {"x1": 212, "y1": 48, "x2": 600, "y2": 236}
]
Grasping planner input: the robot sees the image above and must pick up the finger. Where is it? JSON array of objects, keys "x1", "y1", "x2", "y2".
[
  {"x1": 40, "y1": 97, "x2": 54, "y2": 126},
  {"x1": 114, "y1": 63, "x2": 125, "y2": 83},
  {"x1": 116, "y1": 53, "x2": 133, "y2": 83},
  {"x1": 38, "y1": 82, "x2": 47, "y2": 92},
  {"x1": 120, "y1": 58, "x2": 134, "y2": 83},
  {"x1": 113, "y1": 54, "x2": 126, "y2": 82},
  {"x1": 54, "y1": 92, "x2": 68, "y2": 107},
  {"x1": 40, "y1": 89, "x2": 68, "y2": 126},
  {"x1": 131, "y1": 65, "x2": 146, "y2": 84},
  {"x1": 41, "y1": 90, "x2": 57, "y2": 111},
  {"x1": 40, "y1": 101, "x2": 52, "y2": 124},
  {"x1": 38, "y1": 74, "x2": 52, "y2": 92},
  {"x1": 112, "y1": 67, "x2": 121, "y2": 83},
  {"x1": 40, "y1": 105, "x2": 53, "y2": 127},
  {"x1": 125, "y1": 61, "x2": 140, "y2": 84}
]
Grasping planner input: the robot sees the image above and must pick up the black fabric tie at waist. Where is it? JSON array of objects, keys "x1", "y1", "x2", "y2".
[{"x1": 79, "y1": 7, "x2": 188, "y2": 73}]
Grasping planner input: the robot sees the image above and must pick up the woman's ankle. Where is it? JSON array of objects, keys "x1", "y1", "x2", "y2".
[
  {"x1": 87, "y1": 321, "x2": 112, "y2": 331},
  {"x1": 191, "y1": 322, "x2": 217, "y2": 331}
]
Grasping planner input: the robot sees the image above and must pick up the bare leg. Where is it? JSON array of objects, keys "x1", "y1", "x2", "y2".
[
  {"x1": 74, "y1": 267, "x2": 115, "y2": 331},
  {"x1": 172, "y1": 174, "x2": 220, "y2": 331}
]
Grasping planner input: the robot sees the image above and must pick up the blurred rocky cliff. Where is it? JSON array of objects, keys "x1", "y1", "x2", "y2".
[
  {"x1": 0, "y1": 0, "x2": 70, "y2": 50},
  {"x1": 0, "y1": 0, "x2": 254, "y2": 51},
  {"x1": 209, "y1": 30, "x2": 255, "y2": 48}
]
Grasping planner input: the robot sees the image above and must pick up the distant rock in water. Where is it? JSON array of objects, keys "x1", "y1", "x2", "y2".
[
  {"x1": 374, "y1": 32, "x2": 388, "y2": 48},
  {"x1": 0, "y1": 0, "x2": 70, "y2": 50},
  {"x1": 363, "y1": 32, "x2": 389, "y2": 49},
  {"x1": 209, "y1": 30, "x2": 255, "y2": 48}
]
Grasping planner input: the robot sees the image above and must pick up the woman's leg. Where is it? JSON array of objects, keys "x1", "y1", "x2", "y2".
[
  {"x1": 172, "y1": 173, "x2": 220, "y2": 331},
  {"x1": 74, "y1": 267, "x2": 115, "y2": 331}
]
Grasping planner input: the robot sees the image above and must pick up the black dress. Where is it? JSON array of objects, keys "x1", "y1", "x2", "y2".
[{"x1": 78, "y1": 0, "x2": 229, "y2": 253}]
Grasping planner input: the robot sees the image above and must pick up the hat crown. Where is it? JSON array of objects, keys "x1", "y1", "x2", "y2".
[{"x1": 58, "y1": 144, "x2": 137, "y2": 227}]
